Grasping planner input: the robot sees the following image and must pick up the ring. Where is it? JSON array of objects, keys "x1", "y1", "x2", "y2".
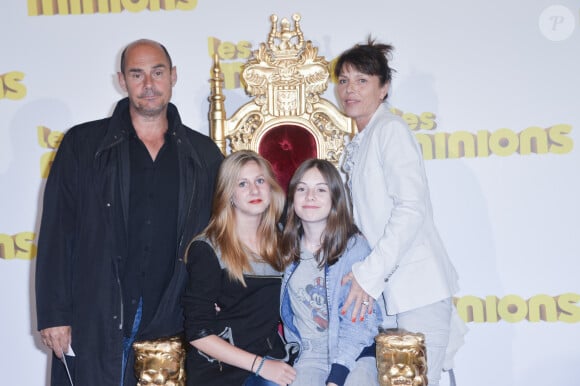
[{"x1": 362, "y1": 301, "x2": 369, "y2": 306}]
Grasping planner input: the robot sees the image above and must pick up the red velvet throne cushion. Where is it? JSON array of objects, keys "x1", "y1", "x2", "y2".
[{"x1": 258, "y1": 124, "x2": 317, "y2": 191}]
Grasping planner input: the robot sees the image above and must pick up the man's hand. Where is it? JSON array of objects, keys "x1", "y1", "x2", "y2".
[
  {"x1": 40, "y1": 326, "x2": 71, "y2": 358},
  {"x1": 341, "y1": 272, "x2": 374, "y2": 322}
]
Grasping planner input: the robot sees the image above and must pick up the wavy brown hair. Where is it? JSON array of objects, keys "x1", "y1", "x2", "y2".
[
  {"x1": 194, "y1": 150, "x2": 285, "y2": 285},
  {"x1": 281, "y1": 159, "x2": 359, "y2": 268}
]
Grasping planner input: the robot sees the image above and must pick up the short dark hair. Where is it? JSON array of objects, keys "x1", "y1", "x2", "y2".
[
  {"x1": 334, "y1": 37, "x2": 395, "y2": 94},
  {"x1": 120, "y1": 39, "x2": 173, "y2": 74}
]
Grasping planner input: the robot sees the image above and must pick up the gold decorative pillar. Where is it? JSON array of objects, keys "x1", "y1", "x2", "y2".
[{"x1": 209, "y1": 53, "x2": 227, "y2": 155}]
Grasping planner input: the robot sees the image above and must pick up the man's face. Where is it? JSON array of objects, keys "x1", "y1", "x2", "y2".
[{"x1": 118, "y1": 42, "x2": 176, "y2": 118}]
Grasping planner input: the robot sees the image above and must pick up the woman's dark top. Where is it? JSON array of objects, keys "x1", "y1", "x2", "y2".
[{"x1": 182, "y1": 239, "x2": 286, "y2": 386}]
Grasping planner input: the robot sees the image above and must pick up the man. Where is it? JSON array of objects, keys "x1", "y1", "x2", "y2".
[{"x1": 35, "y1": 39, "x2": 223, "y2": 386}]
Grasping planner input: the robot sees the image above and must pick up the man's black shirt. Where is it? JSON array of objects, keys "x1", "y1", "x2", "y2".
[{"x1": 122, "y1": 128, "x2": 179, "y2": 335}]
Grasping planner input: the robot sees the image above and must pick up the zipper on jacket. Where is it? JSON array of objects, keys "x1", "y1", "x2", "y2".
[
  {"x1": 324, "y1": 265, "x2": 332, "y2": 357},
  {"x1": 93, "y1": 132, "x2": 126, "y2": 330},
  {"x1": 94, "y1": 134, "x2": 125, "y2": 159},
  {"x1": 113, "y1": 256, "x2": 124, "y2": 330},
  {"x1": 176, "y1": 157, "x2": 197, "y2": 261}
]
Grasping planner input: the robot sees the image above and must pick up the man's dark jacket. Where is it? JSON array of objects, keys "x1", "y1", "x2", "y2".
[{"x1": 35, "y1": 98, "x2": 223, "y2": 386}]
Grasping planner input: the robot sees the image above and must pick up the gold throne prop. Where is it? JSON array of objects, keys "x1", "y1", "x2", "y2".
[
  {"x1": 209, "y1": 13, "x2": 356, "y2": 190},
  {"x1": 133, "y1": 336, "x2": 186, "y2": 386},
  {"x1": 376, "y1": 329, "x2": 428, "y2": 386}
]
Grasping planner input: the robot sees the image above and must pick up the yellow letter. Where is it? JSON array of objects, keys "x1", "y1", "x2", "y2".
[
  {"x1": 47, "y1": 130, "x2": 64, "y2": 149},
  {"x1": 528, "y1": 294, "x2": 557, "y2": 322},
  {"x1": 485, "y1": 296, "x2": 499, "y2": 323},
  {"x1": 97, "y1": 0, "x2": 110, "y2": 13},
  {"x1": 161, "y1": 0, "x2": 175, "y2": 10},
  {"x1": 177, "y1": 0, "x2": 197, "y2": 10},
  {"x1": 433, "y1": 132, "x2": 448, "y2": 160},
  {"x1": 56, "y1": 0, "x2": 70, "y2": 14},
  {"x1": 208, "y1": 37, "x2": 220, "y2": 57},
  {"x1": 448, "y1": 131, "x2": 476, "y2": 158},
  {"x1": 110, "y1": 0, "x2": 122, "y2": 13},
  {"x1": 519, "y1": 126, "x2": 548, "y2": 155},
  {"x1": 402, "y1": 113, "x2": 419, "y2": 131},
  {"x1": 476, "y1": 130, "x2": 490, "y2": 157},
  {"x1": 489, "y1": 128, "x2": 518, "y2": 156},
  {"x1": 220, "y1": 62, "x2": 243, "y2": 89},
  {"x1": 415, "y1": 134, "x2": 433, "y2": 160},
  {"x1": 28, "y1": 0, "x2": 40, "y2": 16},
  {"x1": 3, "y1": 71, "x2": 27, "y2": 100},
  {"x1": 41, "y1": 151, "x2": 57, "y2": 178},
  {"x1": 0, "y1": 234, "x2": 15, "y2": 259},
  {"x1": 82, "y1": 0, "x2": 95, "y2": 13},
  {"x1": 419, "y1": 112, "x2": 436, "y2": 130},
  {"x1": 14, "y1": 232, "x2": 37, "y2": 260},
  {"x1": 237, "y1": 41, "x2": 252, "y2": 60},
  {"x1": 38, "y1": 0, "x2": 54, "y2": 15},
  {"x1": 122, "y1": 0, "x2": 147, "y2": 12},
  {"x1": 70, "y1": 0, "x2": 82, "y2": 14},
  {"x1": 389, "y1": 107, "x2": 403, "y2": 117},
  {"x1": 218, "y1": 41, "x2": 237, "y2": 60},
  {"x1": 37, "y1": 126, "x2": 50, "y2": 148},
  {"x1": 455, "y1": 295, "x2": 485, "y2": 323},
  {"x1": 498, "y1": 295, "x2": 527, "y2": 323},
  {"x1": 548, "y1": 124, "x2": 573, "y2": 154},
  {"x1": 557, "y1": 293, "x2": 580, "y2": 323}
]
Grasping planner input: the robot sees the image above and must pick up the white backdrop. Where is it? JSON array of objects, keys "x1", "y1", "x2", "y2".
[{"x1": 1, "y1": 1, "x2": 579, "y2": 385}]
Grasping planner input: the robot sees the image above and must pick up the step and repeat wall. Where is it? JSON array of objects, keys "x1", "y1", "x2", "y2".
[{"x1": 1, "y1": 1, "x2": 578, "y2": 385}]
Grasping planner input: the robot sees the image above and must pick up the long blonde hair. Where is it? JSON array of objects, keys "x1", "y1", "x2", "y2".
[{"x1": 199, "y1": 150, "x2": 285, "y2": 285}]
